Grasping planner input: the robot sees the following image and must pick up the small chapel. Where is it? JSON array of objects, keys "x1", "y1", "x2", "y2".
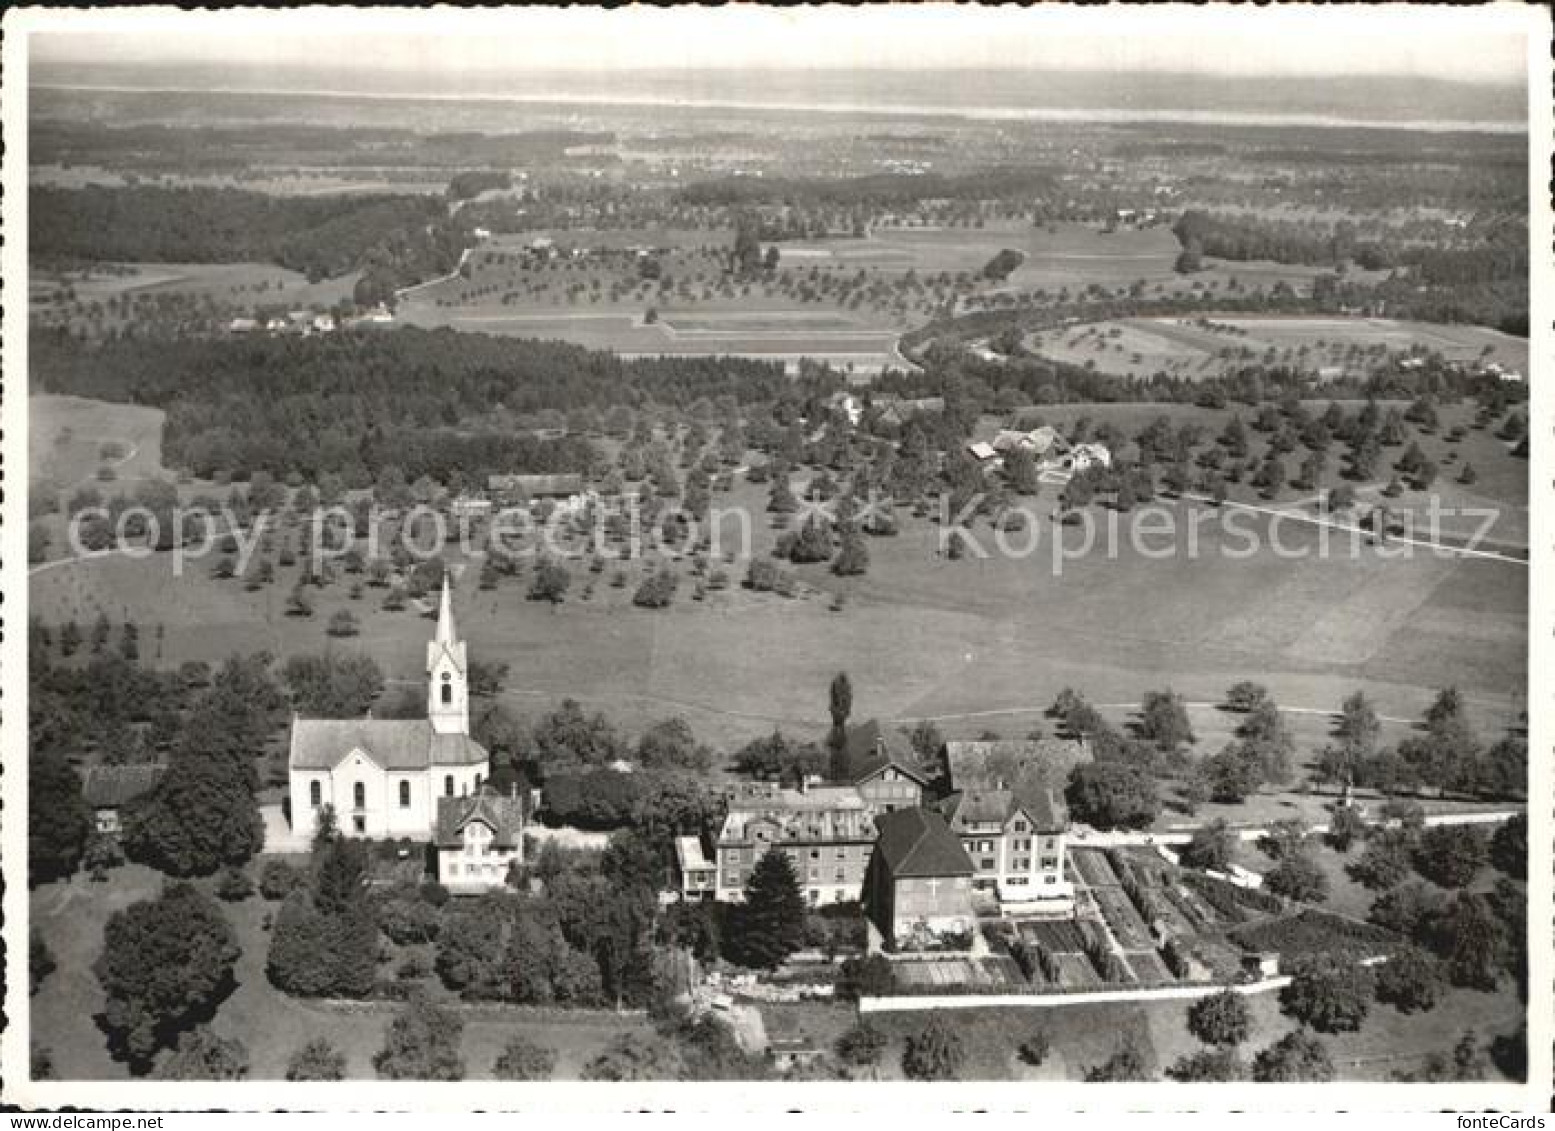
[{"x1": 287, "y1": 574, "x2": 495, "y2": 843}]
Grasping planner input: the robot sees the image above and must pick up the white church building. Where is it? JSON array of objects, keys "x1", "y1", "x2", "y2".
[{"x1": 288, "y1": 575, "x2": 497, "y2": 843}]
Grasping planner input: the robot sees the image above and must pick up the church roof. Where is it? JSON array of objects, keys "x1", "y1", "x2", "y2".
[
  {"x1": 433, "y1": 788, "x2": 524, "y2": 849},
  {"x1": 289, "y1": 718, "x2": 488, "y2": 772}
]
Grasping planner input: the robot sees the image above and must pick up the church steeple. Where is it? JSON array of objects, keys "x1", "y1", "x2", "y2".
[
  {"x1": 435, "y1": 572, "x2": 457, "y2": 645},
  {"x1": 426, "y1": 571, "x2": 469, "y2": 735}
]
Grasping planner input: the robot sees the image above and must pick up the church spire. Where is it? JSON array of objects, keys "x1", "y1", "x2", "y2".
[
  {"x1": 427, "y1": 570, "x2": 469, "y2": 736},
  {"x1": 435, "y1": 571, "x2": 457, "y2": 645}
]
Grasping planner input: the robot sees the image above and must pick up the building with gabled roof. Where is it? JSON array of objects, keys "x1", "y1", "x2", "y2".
[
  {"x1": 936, "y1": 737, "x2": 1082, "y2": 910},
  {"x1": 434, "y1": 786, "x2": 525, "y2": 893},
  {"x1": 836, "y1": 719, "x2": 931, "y2": 812},
  {"x1": 288, "y1": 575, "x2": 490, "y2": 841},
  {"x1": 81, "y1": 764, "x2": 167, "y2": 835},
  {"x1": 864, "y1": 807, "x2": 976, "y2": 951}
]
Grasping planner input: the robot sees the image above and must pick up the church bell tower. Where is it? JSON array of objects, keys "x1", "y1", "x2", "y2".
[{"x1": 426, "y1": 573, "x2": 469, "y2": 735}]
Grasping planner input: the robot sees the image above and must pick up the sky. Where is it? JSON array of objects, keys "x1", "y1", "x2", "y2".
[{"x1": 27, "y1": 4, "x2": 1534, "y2": 86}]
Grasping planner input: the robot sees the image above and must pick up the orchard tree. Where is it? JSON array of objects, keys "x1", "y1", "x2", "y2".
[
  {"x1": 1375, "y1": 946, "x2": 1444, "y2": 1014},
  {"x1": 1252, "y1": 1030, "x2": 1334, "y2": 1082},
  {"x1": 1279, "y1": 958, "x2": 1374, "y2": 1033},
  {"x1": 286, "y1": 1038, "x2": 347, "y2": 1081},
  {"x1": 1139, "y1": 688, "x2": 1195, "y2": 752},
  {"x1": 1168, "y1": 1047, "x2": 1246, "y2": 1082},
  {"x1": 1188, "y1": 988, "x2": 1251, "y2": 1048},
  {"x1": 1265, "y1": 851, "x2": 1330, "y2": 904},
  {"x1": 1489, "y1": 813, "x2": 1526, "y2": 880},
  {"x1": 1412, "y1": 825, "x2": 1487, "y2": 889},
  {"x1": 154, "y1": 1028, "x2": 249, "y2": 1080},
  {"x1": 1182, "y1": 820, "x2": 1236, "y2": 873},
  {"x1": 836, "y1": 1022, "x2": 889, "y2": 1069},
  {"x1": 1065, "y1": 763, "x2": 1161, "y2": 830},
  {"x1": 374, "y1": 995, "x2": 466, "y2": 1080},
  {"x1": 492, "y1": 1036, "x2": 557, "y2": 1081}
]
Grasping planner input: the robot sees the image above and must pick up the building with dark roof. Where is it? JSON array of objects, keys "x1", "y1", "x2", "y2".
[
  {"x1": 937, "y1": 737, "x2": 1082, "y2": 910},
  {"x1": 434, "y1": 786, "x2": 525, "y2": 893},
  {"x1": 864, "y1": 807, "x2": 976, "y2": 951},
  {"x1": 288, "y1": 576, "x2": 490, "y2": 841},
  {"x1": 835, "y1": 719, "x2": 930, "y2": 811},
  {"x1": 81, "y1": 764, "x2": 166, "y2": 835}
]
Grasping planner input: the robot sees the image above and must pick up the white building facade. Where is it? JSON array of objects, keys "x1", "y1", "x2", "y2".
[{"x1": 288, "y1": 576, "x2": 491, "y2": 841}]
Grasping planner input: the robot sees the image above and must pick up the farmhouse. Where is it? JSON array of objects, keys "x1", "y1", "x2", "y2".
[
  {"x1": 864, "y1": 806, "x2": 977, "y2": 952},
  {"x1": 967, "y1": 440, "x2": 999, "y2": 463},
  {"x1": 1050, "y1": 442, "x2": 1111, "y2": 473},
  {"x1": 991, "y1": 425, "x2": 1059, "y2": 457},
  {"x1": 81, "y1": 764, "x2": 166, "y2": 836},
  {"x1": 487, "y1": 473, "x2": 585, "y2": 502},
  {"x1": 288, "y1": 576, "x2": 490, "y2": 841},
  {"x1": 827, "y1": 391, "x2": 864, "y2": 426}
]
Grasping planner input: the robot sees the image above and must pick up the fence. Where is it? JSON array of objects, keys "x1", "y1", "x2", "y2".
[{"x1": 858, "y1": 974, "x2": 1293, "y2": 1013}]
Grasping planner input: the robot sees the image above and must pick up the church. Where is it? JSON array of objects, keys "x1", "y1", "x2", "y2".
[{"x1": 287, "y1": 575, "x2": 495, "y2": 843}]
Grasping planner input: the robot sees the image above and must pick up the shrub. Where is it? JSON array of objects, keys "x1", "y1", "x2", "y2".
[
  {"x1": 901, "y1": 1017, "x2": 965, "y2": 1081},
  {"x1": 260, "y1": 860, "x2": 309, "y2": 900},
  {"x1": 1017, "y1": 1028, "x2": 1052, "y2": 1067},
  {"x1": 835, "y1": 1022, "x2": 888, "y2": 1068},
  {"x1": 1279, "y1": 958, "x2": 1374, "y2": 1034},
  {"x1": 1375, "y1": 946, "x2": 1444, "y2": 1014},
  {"x1": 1188, "y1": 988, "x2": 1251, "y2": 1048}
]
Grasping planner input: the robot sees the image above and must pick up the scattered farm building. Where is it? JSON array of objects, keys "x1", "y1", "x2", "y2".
[{"x1": 81, "y1": 764, "x2": 166, "y2": 835}]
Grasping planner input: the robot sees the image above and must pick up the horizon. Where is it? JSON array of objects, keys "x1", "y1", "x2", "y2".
[{"x1": 25, "y1": 4, "x2": 1533, "y2": 87}]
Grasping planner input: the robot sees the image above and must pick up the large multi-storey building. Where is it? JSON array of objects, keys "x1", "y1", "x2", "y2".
[
  {"x1": 935, "y1": 739, "x2": 1086, "y2": 911},
  {"x1": 706, "y1": 782, "x2": 877, "y2": 906}
]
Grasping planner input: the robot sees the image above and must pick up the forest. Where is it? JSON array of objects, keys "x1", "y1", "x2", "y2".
[
  {"x1": 30, "y1": 184, "x2": 464, "y2": 304},
  {"x1": 29, "y1": 327, "x2": 793, "y2": 484}
]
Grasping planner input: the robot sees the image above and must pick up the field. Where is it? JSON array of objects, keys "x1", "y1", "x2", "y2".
[
  {"x1": 768, "y1": 984, "x2": 1524, "y2": 1081},
  {"x1": 28, "y1": 390, "x2": 1525, "y2": 831},
  {"x1": 1027, "y1": 314, "x2": 1530, "y2": 381},
  {"x1": 395, "y1": 224, "x2": 1196, "y2": 370},
  {"x1": 30, "y1": 261, "x2": 359, "y2": 336},
  {"x1": 28, "y1": 866, "x2": 649, "y2": 1080},
  {"x1": 30, "y1": 395, "x2": 168, "y2": 490},
  {"x1": 29, "y1": 394, "x2": 1526, "y2": 780}
]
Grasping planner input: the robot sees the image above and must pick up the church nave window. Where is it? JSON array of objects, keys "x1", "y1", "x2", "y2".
[
  {"x1": 445, "y1": 775, "x2": 455, "y2": 797},
  {"x1": 309, "y1": 781, "x2": 321, "y2": 807},
  {"x1": 399, "y1": 781, "x2": 411, "y2": 808},
  {"x1": 353, "y1": 782, "x2": 365, "y2": 810}
]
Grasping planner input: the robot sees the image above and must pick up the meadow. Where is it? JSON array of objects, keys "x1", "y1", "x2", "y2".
[
  {"x1": 28, "y1": 391, "x2": 1525, "y2": 811},
  {"x1": 1027, "y1": 314, "x2": 1530, "y2": 381}
]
